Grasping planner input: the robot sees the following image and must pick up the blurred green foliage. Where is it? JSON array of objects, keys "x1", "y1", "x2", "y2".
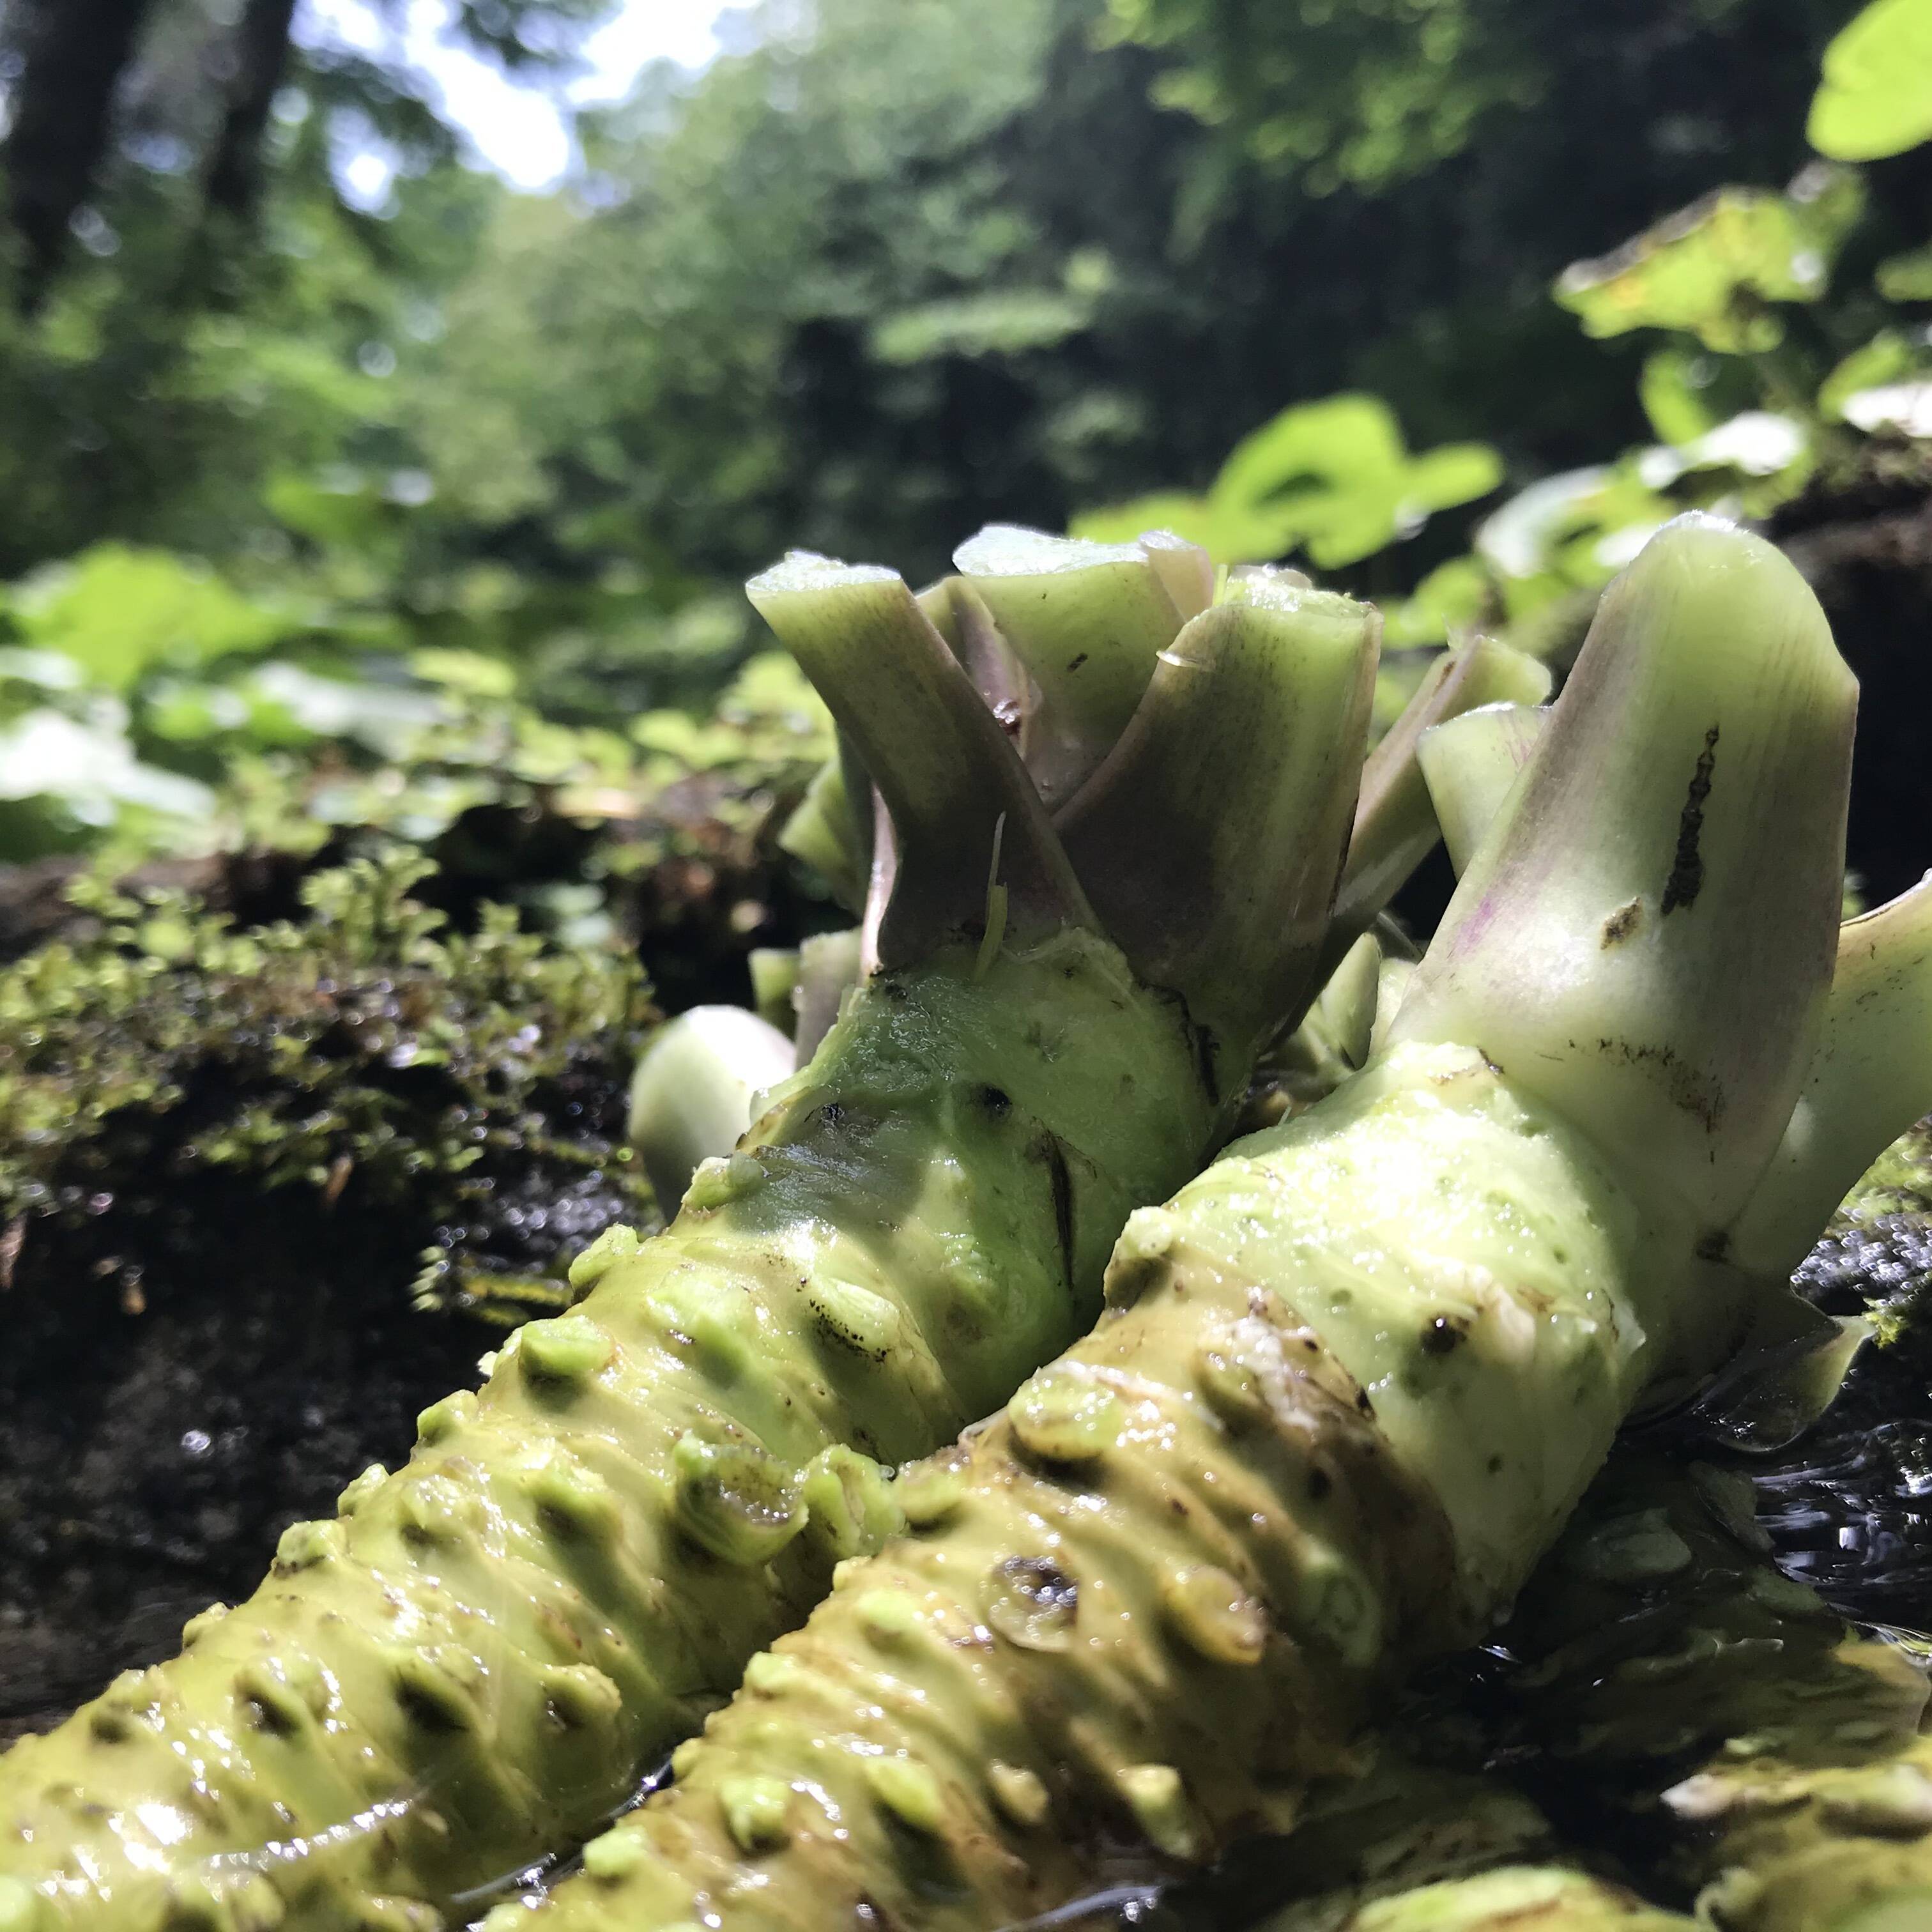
[
  {"x1": 0, "y1": 530, "x2": 831, "y2": 891},
  {"x1": 1071, "y1": 0, "x2": 1932, "y2": 682},
  {"x1": 3, "y1": 0, "x2": 1907, "y2": 595},
  {"x1": 1808, "y1": 0, "x2": 1932, "y2": 160}
]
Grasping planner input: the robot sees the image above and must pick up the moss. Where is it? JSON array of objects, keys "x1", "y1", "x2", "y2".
[{"x1": 0, "y1": 847, "x2": 657, "y2": 1322}]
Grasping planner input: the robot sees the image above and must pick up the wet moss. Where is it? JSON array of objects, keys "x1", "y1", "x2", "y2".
[{"x1": 0, "y1": 847, "x2": 657, "y2": 1319}]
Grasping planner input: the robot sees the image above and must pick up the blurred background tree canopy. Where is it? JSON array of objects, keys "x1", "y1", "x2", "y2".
[{"x1": 4, "y1": 0, "x2": 1917, "y2": 584}]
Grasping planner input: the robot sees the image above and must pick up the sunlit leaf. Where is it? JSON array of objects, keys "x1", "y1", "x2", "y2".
[
  {"x1": 0, "y1": 709, "x2": 217, "y2": 851},
  {"x1": 264, "y1": 470, "x2": 399, "y2": 551},
  {"x1": 1819, "y1": 331, "x2": 1928, "y2": 420},
  {"x1": 1068, "y1": 493, "x2": 1234, "y2": 551},
  {"x1": 1383, "y1": 554, "x2": 1494, "y2": 647},
  {"x1": 1638, "y1": 347, "x2": 1727, "y2": 444},
  {"x1": 869, "y1": 289, "x2": 1094, "y2": 364},
  {"x1": 1876, "y1": 241, "x2": 1932, "y2": 300},
  {"x1": 410, "y1": 647, "x2": 519, "y2": 699},
  {"x1": 1476, "y1": 461, "x2": 1677, "y2": 615},
  {"x1": 7, "y1": 546, "x2": 293, "y2": 692},
  {"x1": 1808, "y1": 0, "x2": 1932, "y2": 160},
  {"x1": 1554, "y1": 167, "x2": 1864, "y2": 351},
  {"x1": 1075, "y1": 394, "x2": 1502, "y2": 569},
  {"x1": 1402, "y1": 443, "x2": 1506, "y2": 514}
]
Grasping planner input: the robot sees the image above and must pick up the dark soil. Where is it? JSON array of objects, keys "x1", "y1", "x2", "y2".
[
  {"x1": 0, "y1": 1179, "x2": 491, "y2": 1742},
  {"x1": 0, "y1": 1044, "x2": 647, "y2": 1743}
]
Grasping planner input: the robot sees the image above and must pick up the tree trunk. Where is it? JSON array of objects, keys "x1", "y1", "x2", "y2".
[
  {"x1": 1, "y1": 0, "x2": 162, "y2": 309},
  {"x1": 201, "y1": 0, "x2": 300, "y2": 224}
]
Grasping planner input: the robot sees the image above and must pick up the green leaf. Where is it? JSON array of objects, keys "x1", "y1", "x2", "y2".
[
  {"x1": 1384, "y1": 555, "x2": 1494, "y2": 647},
  {"x1": 0, "y1": 708, "x2": 217, "y2": 834},
  {"x1": 1876, "y1": 240, "x2": 1932, "y2": 300},
  {"x1": 1068, "y1": 492, "x2": 1292, "y2": 562},
  {"x1": 1819, "y1": 331, "x2": 1926, "y2": 420},
  {"x1": 8, "y1": 546, "x2": 293, "y2": 693},
  {"x1": 1808, "y1": 0, "x2": 1932, "y2": 160},
  {"x1": 410, "y1": 647, "x2": 519, "y2": 699},
  {"x1": 1639, "y1": 348, "x2": 1726, "y2": 444},
  {"x1": 1068, "y1": 493, "x2": 1230, "y2": 551},
  {"x1": 1212, "y1": 393, "x2": 1408, "y2": 509},
  {"x1": 1402, "y1": 443, "x2": 1506, "y2": 514},
  {"x1": 264, "y1": 470, "x2": 396, "y2": 551},
  {"x1": 1555, "y1": 168, "x2": 1864, "y2": 351},
  {"x1": 868, "y1": 289, "x2": 1093, "y2": 364},
  {"x1": 1073, "y1": 395, "x2": 1502, "y2": 568},
  {"x1": 1476, "y1": 461, "x2": 1677, "y2": 612}
]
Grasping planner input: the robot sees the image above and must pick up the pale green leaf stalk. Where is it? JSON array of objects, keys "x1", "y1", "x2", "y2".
[
  {"x1": 1323, "y1": 636, "x2": 1551, "y2": 976},
  {"x1": 0, "y1": 535, "x2": 1376, "y2": 1932},
  {"x1": 1252, "y1": 931, "x2": 1387, "y2": 1124},
  {"x1": 1413, "y1": 703, "x2": 1548, "y2": 876},
  {"x1": 1054, "y1": 567, "x2": 1379, "y2": 1062},
  {"x1": 514, "y1": 518, "x2": 1867, "y2": 1932},
  {"x1": 1728, "y1": 871, "x2": 1932, "y2": 1278},
  {"x1": 953, "y1": 526, "x2": 1199, "y2": 807},
  {"x1": 789, "y1": 926, "x2": 865, "y2": 1060},
  {"x1": 776, "y1": 759, "x2": 869, "y2": 911},
  {"x1": 746, "y1": 949, "x2": 801, "y2": 1034}
]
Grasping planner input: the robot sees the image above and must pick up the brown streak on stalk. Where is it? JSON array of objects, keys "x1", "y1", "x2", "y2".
[
  {"x1": 1662, "y1": 726, "x2": 1721, "y2": 916},
  {"x1": 1594, "y1": 1035, "x2": 1725, "y2": 1135}
]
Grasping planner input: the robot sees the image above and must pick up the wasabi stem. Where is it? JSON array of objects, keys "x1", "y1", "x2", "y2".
[
  {"x1": 1411, "y1": 703, "x2": 1548, "y2": 877},
  {"x1": 1276, "y1": 1867, "x2": 1692, "y2": 1932},
  {"x1": 1322, "y1": 635, "x2": 1551, "y2": 974},
  {"x1": 519, "y1": 518, "x2": 1882, "y2": 1932},
  {"x1": 0, "y1": 528, "x2": 1376, "y2": 1932},
  {"x1": 1393, "y1": 516, "x2": 1853, "y2": 1261}
]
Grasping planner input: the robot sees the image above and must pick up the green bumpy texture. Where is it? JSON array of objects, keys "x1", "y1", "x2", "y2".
[
  {"x1": 514, "y1": 1041, "x2": 1678, "y2": 1932},
  {"x1": 0, "y1": 931, "x2": 1215, "y2": 1932},
  {"x1": 1483, "y1": 1452, "x2": 1932, "y2": 1932}
]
